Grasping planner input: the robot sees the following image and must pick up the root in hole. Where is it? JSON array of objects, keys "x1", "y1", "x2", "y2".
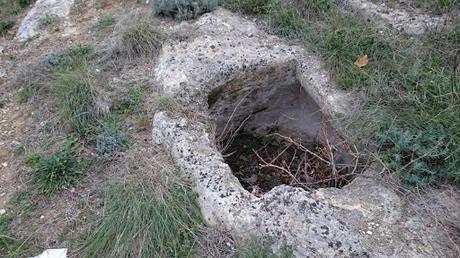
[
  {"x1": 208, "y1": 63, "x2": 365, "y2": 195},
  {"x1": 223, "y1": 131, "x2": 360, "y2": 195}
]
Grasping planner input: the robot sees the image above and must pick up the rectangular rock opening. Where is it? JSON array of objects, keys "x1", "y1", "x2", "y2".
[{"x1": 208, "y1": 63, "x2": 364, "y2": 195}]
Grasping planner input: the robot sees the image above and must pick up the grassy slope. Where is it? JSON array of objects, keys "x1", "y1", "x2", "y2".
[
  {"x1": 84, "y1": 177, "x2": 202, "y2": 258},
  {"x1": 2, "y1": 1, "x2": 458, "y2": 257}
]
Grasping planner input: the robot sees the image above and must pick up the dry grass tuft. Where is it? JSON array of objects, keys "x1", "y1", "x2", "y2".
[
  {"x1": 116, "y1": 145, "x2": 184, "y2": 199},
  {"x1": 409, "y1": 187, "x2": 460, "y2": 256},
  {"x1": 83, "y1": 145, "x2": 203, "y2": 257},
  {"x1": 196, "y1": 228, "x2": 235, "y2": 258},
  {"x1": 120, "y1": 19, "x2": 162, "y2": 59},
  {"x1": 105, "y1": 11, "x2": 163, "y2": 63}
]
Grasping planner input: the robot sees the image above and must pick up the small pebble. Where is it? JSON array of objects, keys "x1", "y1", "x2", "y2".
[{"x1": 40, "y1": 215, "x2": 45, "y2": 219}]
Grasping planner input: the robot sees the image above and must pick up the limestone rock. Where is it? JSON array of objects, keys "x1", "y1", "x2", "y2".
[
  {"x1": 338, "y1": 0, "x2": 452, "y2": 35},
  {"x1": 152, "y1": 8, "x2": 454, "y2": 257},
  {"x1": 16, "y1": 0, "x2": 74, "y2": 41}
]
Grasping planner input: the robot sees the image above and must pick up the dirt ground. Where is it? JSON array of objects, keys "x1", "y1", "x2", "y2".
[
  {"x1": 1, "y1": 0, "x2": 459, "y2": 257},
  {"x1": 0, "y1": 1, "x2": 165, "y2": 256}
]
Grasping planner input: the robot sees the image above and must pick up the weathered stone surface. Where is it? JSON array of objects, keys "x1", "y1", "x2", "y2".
[
  {"x1": 154, "y1": 8, "x2": 355, "y2": 121},
  {"x1": 339, "y1": 0, "x2": 452, "y2": 35},
  {"x1": 16, "y1": 0, "x2": 74, "y2": 41},
  {"x1": 153, "y1": 112, "x2": 367, "y2": 257},
  {"x1": 152, "y1": 8, "x2": 454, "y2": 257}
]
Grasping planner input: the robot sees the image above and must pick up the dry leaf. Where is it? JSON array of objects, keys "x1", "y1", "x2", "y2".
[{"x1": 354, "y1": 55, "x2": 369, "y2": 68}]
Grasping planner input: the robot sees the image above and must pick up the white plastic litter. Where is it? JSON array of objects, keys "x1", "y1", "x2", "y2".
[{"x1": 31, "y1": 248, "x2": 67, "y2": 258}]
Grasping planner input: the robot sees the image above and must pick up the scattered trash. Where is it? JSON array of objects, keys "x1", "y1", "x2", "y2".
[
  {"x1": 31, "y1": 248, "x2": 67, "y2": 258},
  {"x1": 0, "y1": 209, "x2": 6, "y2": 215}
]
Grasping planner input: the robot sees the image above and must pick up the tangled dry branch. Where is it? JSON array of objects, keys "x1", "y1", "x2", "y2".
[{"x1": 253, "y1": 130, "x2": 362, "y2": 190}]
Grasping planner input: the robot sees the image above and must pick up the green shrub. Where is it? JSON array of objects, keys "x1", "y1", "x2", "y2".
[
  {"x1": 153, "y1": 0, "x2": 218, "y2": 20},
  {"x1": 96, "y1": 122, "x2": 129, "y2": 157},
  {"x1": 0, "y1": 20, "x2": 14, "y2": 36},
  {"x1": 375, "y1": 127, "x2": 458, "y2": 187},
  {"x1": 0, "y1": 99, "x2": 4, "y2": 109},
  {"x1": 84, "y1": 178, "x2": 202, "y2": 257},
  {"x1": 26, "y1": 138, "x2": 83, "y2": 195},
  {"x1": 42, "y1": 45, "x2": 94, "y2": 70}
]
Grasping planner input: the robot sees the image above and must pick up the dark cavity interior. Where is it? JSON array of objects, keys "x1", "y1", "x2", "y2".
[{"x1": 208, "y1": 63, "x2": 362, "y2": 195}]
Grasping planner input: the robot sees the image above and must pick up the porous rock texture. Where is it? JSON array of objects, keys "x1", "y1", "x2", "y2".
[
  {"x1": 338, "y1": 0, "x2": 452, "y2": 35},
  {"x1": 16, "y1": 0, "x2": 75, "y2": 41},
  {"x1": 152, "y1": 8, "x2": 455, "y2": 257}
]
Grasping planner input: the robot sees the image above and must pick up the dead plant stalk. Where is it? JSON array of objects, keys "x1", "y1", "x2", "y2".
[
  {"x1": 216, "y1": 89, "x2": 255, "y2": 154},
  {"x1": 321, "y1": 113, "x2": 338, "y2": 187}
]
